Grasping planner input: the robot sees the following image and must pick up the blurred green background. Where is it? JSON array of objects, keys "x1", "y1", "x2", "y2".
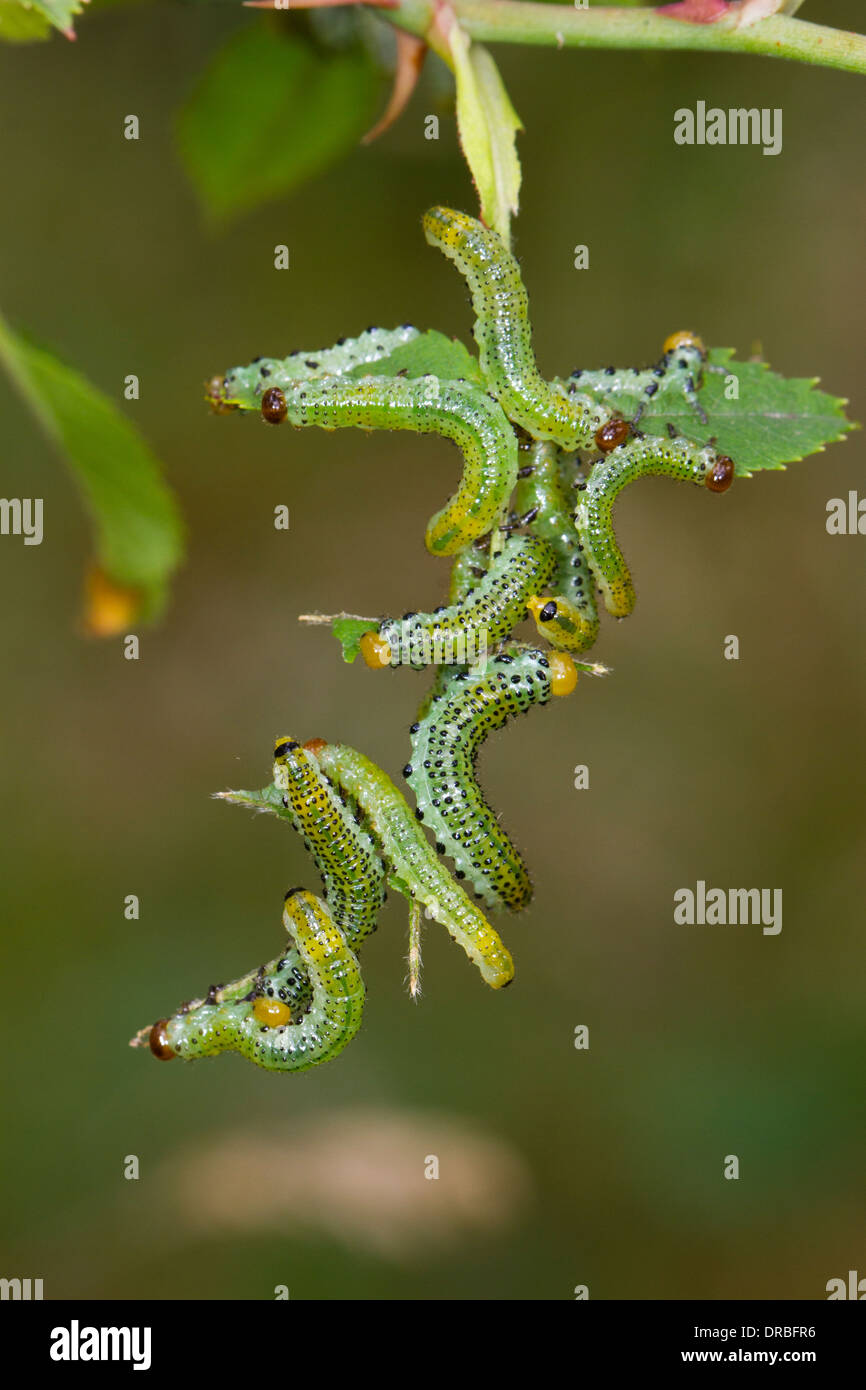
[{"x1": 0, "y1": 0, "x2": 863, "y2": 1300}]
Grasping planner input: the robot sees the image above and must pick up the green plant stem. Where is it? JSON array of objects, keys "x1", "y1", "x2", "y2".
[{"x1": 384, "y1": 2, "x2": 866, "y2": 77}]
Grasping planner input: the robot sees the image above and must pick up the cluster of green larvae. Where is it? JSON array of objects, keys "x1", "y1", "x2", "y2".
[{"x1": 132, "y1": 208, "x2": 735, "y2": 1073}]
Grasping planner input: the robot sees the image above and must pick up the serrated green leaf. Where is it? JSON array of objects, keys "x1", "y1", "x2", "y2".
[
  {"x1": 0, "y1": 0, "x2": 50, "y2": 40},
  {"x1": 562, "y1": 347, "x2": 855, "y2": 475},
  {"x1": 176, "y1": 23, "x2": 382, "y2": 225},
  {"x1": 346, "y1": 329, "x2": 484, "y2": 386},
  {"x1": 333, "y1": 617, "x2": 376, "y2": 664},
  {"x1": 0, "y1": 309, "x2": 184, "y2": 624}
]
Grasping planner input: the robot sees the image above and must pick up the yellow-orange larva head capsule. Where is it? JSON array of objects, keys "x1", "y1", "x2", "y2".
[
  {"x1": 252, "y1": 997, "x2": 292, "y2": 1027},
  {"x1": 549, "y1": 652, "x2": 578, "y2": 696},
  {"x1": 206, "y1": 376, "x2": 236, "y2": 414},
  {"x1": 360, "y1": 631, "x2": 392, "y2": 669},
  {"x1": 594, "y1": 417, "x2": 630, "y2": 453},
  {"x1": 705, "y1": 455, "x2": 735, "y2": 493},
  {"x1": 663, "y1": 330, "x2": 706, "y2": 356},
  {"x1": 149, "y1": 1020, "x2": 176, "y2": 1060},
  {"x1": 261, "y1": 386, "x2": 288, "y2": 424}
]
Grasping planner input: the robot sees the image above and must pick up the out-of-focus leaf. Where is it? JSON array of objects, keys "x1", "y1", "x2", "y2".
[
  {"x1": 0, "y1": 310, "x2": 184, "y2": 626},
  {"x1": 19, "y1": 0, "x2": 87, "y2": 38},
  {"x1": 0, "y1": 0, "x2": 51, "y2": 40},
  {"x1": 346, "y1": 329, "x2": 484, "y2": 386},
  {"x1": 176, "y1": 23, "x2": 382, "y2": 225}
]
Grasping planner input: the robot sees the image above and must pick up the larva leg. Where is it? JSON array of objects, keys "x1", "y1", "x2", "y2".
[
  {"x1": 210, "y1": 325, "x2": 421, "y2": 407},
  {"x1": 307, "y1": 740, "x2": 515, "y2": 989},
  {"x1": 133, "y1": 890, "x2": 364, "y2": 1073},
  {"x1": 423, "y1": 206, "x2": 608, "y2": 450},
  {"x1": 405, "y1": 647, "x2": 578, "y2": 912},
  {"x1": 514, "y1": 439, "x2": 599, "y2": 653},
  {"x1": 219, "y1": 739, "x2": 386, "y2": 949},
  {"x1": 360, "y1": 535, "x2": 556, "y2": 670},
  {"x1": 217, "y1": 371, "x2": 518, "y2": 556},
  {"x1": 575, "y1": 436, "x2": 735, "y2": 617}
]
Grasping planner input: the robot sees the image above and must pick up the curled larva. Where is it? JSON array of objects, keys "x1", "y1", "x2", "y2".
[
  {"x1": 423, "y1": 206, "x2": 608, "y2": 450},
  {"x1": 136, "y1": 890, "x2": 363, "y2": 1073},
  {"x1": 404, "y1": 647, "x2": 577, "y2": 912},
  {"x1": 218, "y1": 370, "x2": 518, "y2": 557},
  {"x1": 361, "y1": 535, "x2": 557, "y2": 670},
  {"x1": 514, "y1": 439, "x2": 599, "y2": 653},
  {"x1": 576, "y1": 436, "x2": 735, "y2": 616},
  {"x1": 306, "y1": 740, "x2": 515, "y2": 990}
]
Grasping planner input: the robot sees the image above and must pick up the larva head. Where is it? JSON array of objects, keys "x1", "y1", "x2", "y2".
[
  {"x1": 359, "y1": 631, "x2": 392, "y2": 669},
  {"x1": 273, "y1": 736, "x2": 304, "y2": 788},
  {"x1": 252, "y1": 997, "x2": 292, "y2": 1027},
  {"x1": 527, "y1": 594, "x2": 555, "y2": 619},
  {"x1": 549, "y1": 652, "x2": 578, "y2": 697},
  {"x1": 206, "y1": 376, "x2": 237, "y2": 415},
  {"x1": 303, "y1": 738, "x2": 328, "y2": 758},
  {"x1": 148, "y1": 1019, "x2": 176, "y2": 1061},
  {"x1": 594, "y1": 417, "x2": 631, "y2": 453},
  {"x1": 422, "y1": 205, "x2": 473, "y2": 253},
  {"x1": 261, "y1": 387, "x2": 288, "y2": 424},
  {"x1": 663, "y1": 330, "x2": 706, "y2": 357},
  {"x1": 705, "y1": 455, "x2": 735, "y2": 493}
]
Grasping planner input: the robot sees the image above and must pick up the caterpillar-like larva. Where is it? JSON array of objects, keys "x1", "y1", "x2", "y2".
[
  {"x1": 219, "y1": 764, "x2": 385, "y2": 951},
  {"x1": 209, "y1": 324, "x2": 421, "y2": 409},
  {"x1": 423, "y1": 206, "x2": 608, "y2": 450},
  {"x1": 554, "y1": 331, "x2": 708, "y2": 426},
  {"x1": 305, "y1": 738, "x2": 515, "y2": 989},
  {"x1": 134, "y1": 890, "x2": 364, "y2": 1072},
  {"x1": 404, "y1": 647, "x2": 578, "y2": 912},
  {"x1": 211, "y1": 367, "x2": 517, "y2": 557},
  {"x1": 358, "y1": 534, "x2": 557, "y2": 670},
  {"x1": 514, "y1": 439, "x2": 600, "y2": 653},
  {"x1": 576, "y1": 435, "x2": 735, "y2": 616}
]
